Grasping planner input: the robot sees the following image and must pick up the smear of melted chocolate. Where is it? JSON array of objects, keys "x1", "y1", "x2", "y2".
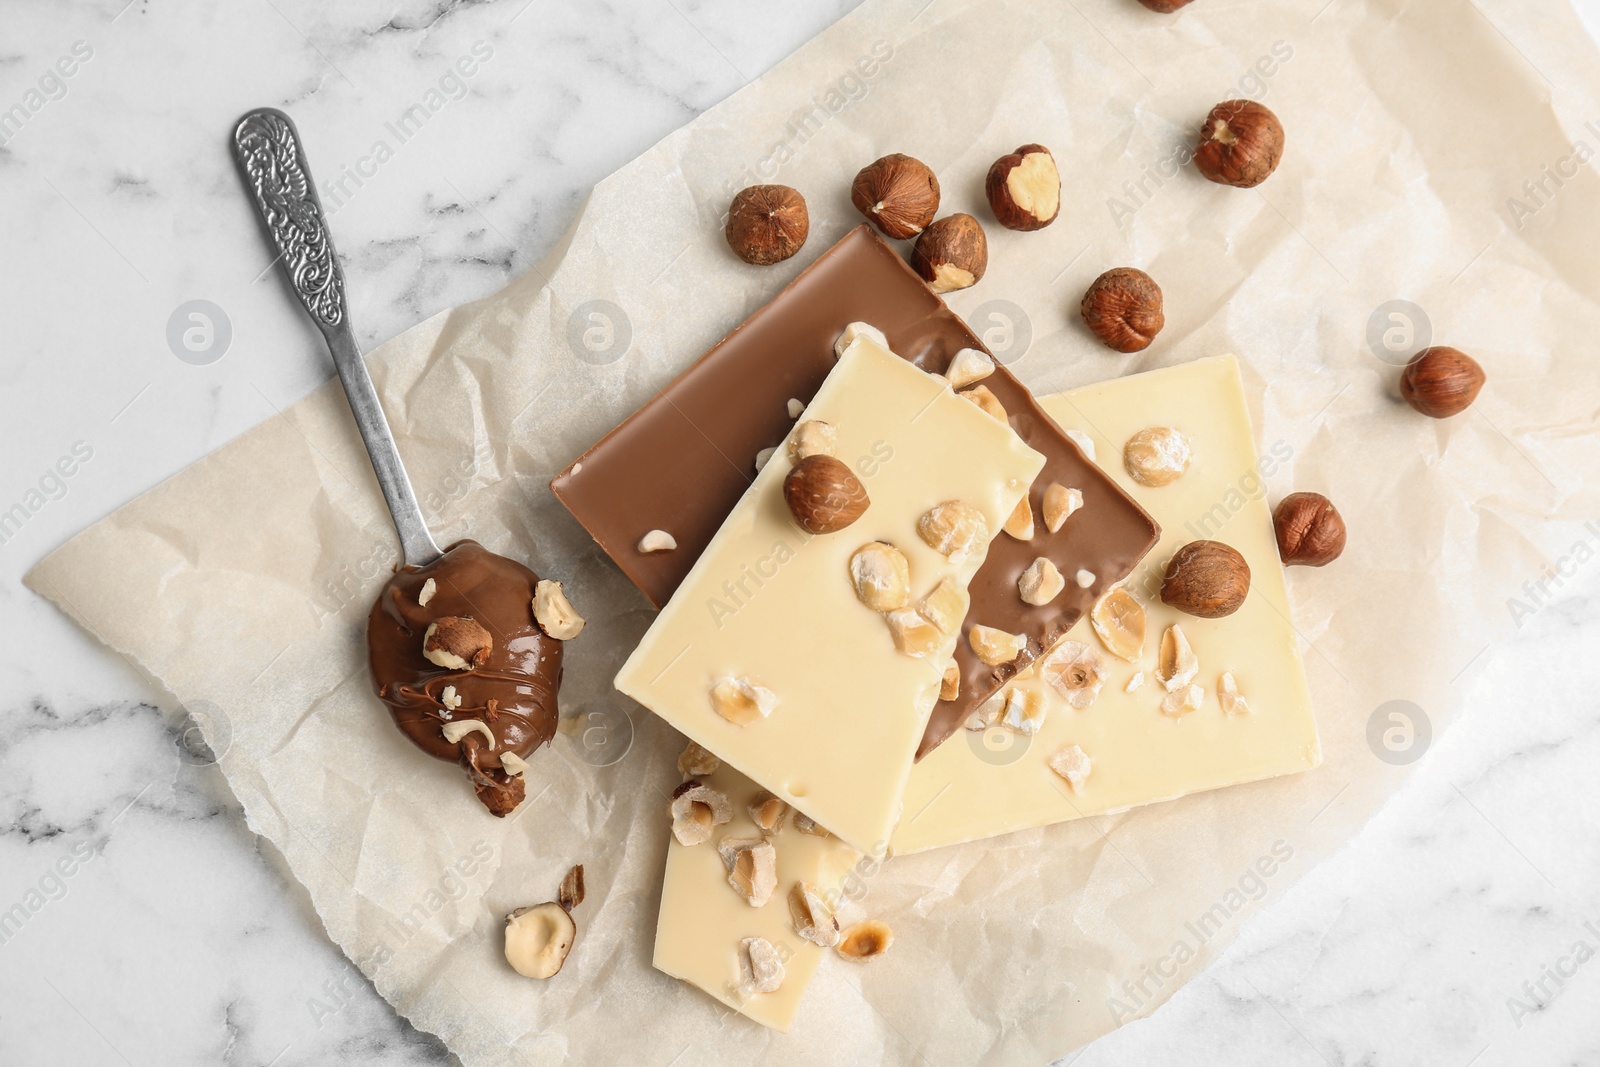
[{"x1": 367, "y1": 540, "x2": 563, "y2": 814}]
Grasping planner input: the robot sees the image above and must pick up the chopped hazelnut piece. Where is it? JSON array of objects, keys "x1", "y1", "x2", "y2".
[
  {"x1": 423, "y1": 617, "x2": 492, "y2": 670},
  {"x1": 969, "y1": 624, "x2": 1026, "y2": 666},
  {"x1": 748, "y1": 790, "x2": 790, "y2": 834},
  {"x1": 669, "y1": 781, "x2": 732, "y2": 846},
  {"x1": 917, "y1": 576, "x2": 970, "y2": 635},
  {"x1": 966, "y1": 688, "x2": 1005, "y2": 730},
  {"x1": 999, "y1": 687, "x2": 1047, "y2": 735},
  {"x1": 1125, "y1": 671, "x2": 1146, "y2": 693},
  {"x1": 1218, "y1": 671, "x2": 1250, "y2": 715},
  {"x1": 441, "y1": 719, "x2": 495, "y2": 746},
  {"x1": 917, "y1": 501, "x2": 990, "y2": 563},
  {"x1": 724, "y1": 839, "x2": 778, "y2": 907},
  {"x1": 886, "y1": 608, "x2": 944, "y2": 659},
  {"x1": 710, "y1": 677, "x2": 778, "y2": 726},
  {"x1": 1156, "y1": 625, "x2": 1199, "y2": 692},
  {"x1": 1065, "y1": 429, "x2": 1096, "y2": 461},
  {"x1": 837, "y1": 919, "x2": 894, "y2": 962},
  {"x1": 1039, "y1": 640, "x2": 1106, "y2": 709},
  {"x1": 1003, "y1": 495, "x2": 1035, "y2": 540},
  {"x1": 848, "y1": 542, "x2": 912, "y2": 612},
  {"x1": 787, "y1": 419, "x2": 838, "y2": 462},
  {"x1": 637, "y1": 529, "x2": 677, "y2": 553},
  {"x1": 792, "y1": 812, "x2": 830, "y2": 837},
  {"x1": 946, "y1": 347, "x2": 995, "y2": 390},
  {"x1": 960, "y1": 384, "x2": 1008, "y2": 424},
  {"x1": 1162, "y1": 683, "x2": 1204, "y2": 716},
  {"x1": 940, "y1": 661, "x2": 961, "y2": 701},
  {"x1": 500, "y1": 751, "x2": 529, "y2": 778},
  {"x1": 558, "y1": 864, "x2": 586, "y2": 912},
  {"x1": 676, "y1": 740, "x2": 720, "y2": 778},
  {"x1": 418, "y1": 578, "x2": 437, "y2": 607},
  {"x1": 1042, "y1": 484, "x2": 1083, "y2": 533},
  {"x1": 1090, "y1": 588, "x2": 1146, "y2": 661},
  {"x1": 834, "y1": 321, "x2": 888, "y2": 358},
  {"x1": 1018, "y1": 557, "x2": 1065, "y2": 606},
  {"x1": 533, "y1": 580, "x2": 585, "y2": 641},
  {"x1": 1048, "y1": 744, "x2": 1092, "y2": 792},
  {"x1": 789, "y1": 882, "x2": 841, "y2": 948},
  {"x1": 755, "y1": 446, "x2": 777, "y2": 472},
  {"x1": 439, "y1": 684, "x2": 462, "y2": 712},
  {"x1": 1075, "y1": 569, "x2": 1096, "y2": 589},
  {"x1": 739, "y1": 936, "x2": 785, "y2": 995},
  {"x1": 787, "y1": 398, "x2": 804, "y2": 418}
]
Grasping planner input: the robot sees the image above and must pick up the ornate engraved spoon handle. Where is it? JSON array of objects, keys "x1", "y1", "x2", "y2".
[{"x1": 231, "y1": 107, "x2": 441, "y2": 568}]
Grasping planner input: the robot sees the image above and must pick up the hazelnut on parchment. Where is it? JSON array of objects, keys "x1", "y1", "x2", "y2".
[
  {"x1": 985, "y1": 144, "x2": 1061, "y2": 231},
  {"x1": 1194, "y1": 100, "x2": 1284, "y2": 188},
  {"x1": 503, "y1": 863, "x2": 584, "y2": 980},
  {"x1": 1081, "y1": 268, "x2": 1164, "y2": 352},
  {"x1": 1273, "y1": 492, "x2": 1347, "y2": 567},
  {"x1": 1399, "y1": 346, "x2": 1485, "y2": 418},
  {"x1": 912, "y1": 214, "x2": 988, "y2": 294},
  {"x1": 725, "y1": 184, "x2": 809, "y2": 265},
  {"x1": 851, "y1": 153, "x2": 940, "y2": 239}
]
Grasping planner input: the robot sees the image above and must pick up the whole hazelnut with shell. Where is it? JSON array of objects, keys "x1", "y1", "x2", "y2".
[
  {"x1": 725, "y1": 184, "x2": 809, "y2": 265},
  {"x1": 1399, "y1": 346, "x2": 1485, "y2": 418},
  {"x1": 1194, "y1": 100, "x2": 1284, "y2": 188},
  {"x1": 1081, "y1": 268, "x2": 1164, "y2": 352},
  {"x1": 851, "y1": 154, "x2": 940, "y2": 239}
]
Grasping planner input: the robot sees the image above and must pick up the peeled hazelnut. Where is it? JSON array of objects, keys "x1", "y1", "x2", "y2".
[
  {"x1": 946, "y1": 348, "x2": 995, "y2": 390},
  {"x1": 985, "y1": 143, "x2": 1061, "y2": 231},
  {"x1": 423, "y1": 617, "x2": 492, "y2": 670},
  {"x1": 1161, "y1": 541, "x2": 1250, "y2": 618},
  {"x1": 1003, "y1": 495, "x2": 1035, "y2": 540},
  {"x1": 1124, "y1": 426, "x2": 1192, "y2": 487},
  {"x1": 725, "y1": 184, "x2": 809, "y2": 265},
  {"x1": 787, "y1": 419, "x2": 838, "y2": 462},
  {"x1": 912, "y1": 213, "x2": 988, "y2": 294},
  {"x1": 1018, "y1": 557, "x2": 1065, "y2": 606},
  {"x1": 917, "y1": 577, "x2": 970, "y2": 636},
  {"x1": 1041, "y1": 483, "x2": 1082, "y2": 533},
  {"x1": 917, "y1": 500, "x2": 990, "y2": 563},
  {"x1": 710, "y1": 677, "x2": 779, "y2": 726},
  {"x1": 1081, "y1": 268, "x2": 1164, "y2": 352},
  {"x1": 1273, "y1": 492, "x2": 1347, "y2": 567},
  {"x1": 960, "y1": 384, "x2": 1008, "y2": 424},
  {"x1": 504, "y1": 901, "x2": 577, "y2": 979},
  {"x1": 748, "y1": 791, "x2": 790, "y2": 834},
  {"x1": 851, "y1": 153, "x2": 940, "y2": 239},
  {"x1": 1400, "y1": 346, "x2": 1485, "y2": 418},
  {"x1": 969, "y1": 624, "x2": 1026, "y2": 666},
  {"x1": 849, "y1": 541, "x2": 912, "y2": 612},
  {"x1": 784, "y1": 455, "x2": 870, "y2": 534},
  {"x1": 739, "y1": 936, "x2": 785, "y2": 995},
  {"x1": 1194, "y1": 99, "x2": 1285, "y2": 188},
  {"x1": 669, "y1": 780, "x2": 733, "y2": 845},
  {"x1": 789, "y1": 882, "x2": 841, "y2": 948},
  {"x1": 677, "y1": 741, "x2": 720, "y2": 778},
  {"x1": 837, "y1": 919, "x2": 894, "y2": 962},
  {"x1": 533, "y1": 580, "x2": 585, "y2": 641}
]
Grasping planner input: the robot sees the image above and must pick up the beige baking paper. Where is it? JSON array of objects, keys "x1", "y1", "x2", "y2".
[{"x1": 27, "y1": 0, "x2": 1600, "y2": 1063}]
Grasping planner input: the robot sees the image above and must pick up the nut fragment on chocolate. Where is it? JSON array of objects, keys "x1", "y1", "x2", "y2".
[
  {"x1": 1162, "y1": 683, "x2": 1204, "y2": 716},
  {"x1": 850, "y1": 153, "x2": 940, "y2": 239},
  {"x1": 504, "y1": 899, "x2": 577, "y2": 979},
  {"x1": 1273, "y1": 491, "x2": 1347, "y2": 567},
  {"x1": 940, "y1": 661, "x2": 961, "y2": 701},
  {"x1": 917, "y1": 577, "x2": 969, "y2": 636},
  {"x1": 423, "y1": 616, "x2": 493, "y2": 670},
  {"x1": 787, "y1": 419, "x2": 838, "y2": 462},
  {"x1": 1003, "y1": 495, "x2": 1035, "y2": 541},
  {"x1": 442, "y1": 719, "x2": 495, "y2": 746},
  {"x1": 1194, "y1": 99, "x2": 1284, "y2": 188},
  {"x1": 533, "y1": 579, "x2": 585, "y2": 641},
  {"x1": 1156, "y1": 624, "x2": 1199, "y2": 692},
  {"x1": 1018, "y1": 557, "x2": 1065, "y2": 605},
  {"x1": 960, "y1": 384, "x2": 1008, "y2": 424},
  {"x1": 834, "y1": 320, "x2": 888, "y2": 358},
  {"x1": 638, "y1": 529, "x2": 678, "y2": 553},
  {"x1": 917, "y1": 501, "x2": 989, "y2": 563},
  {"x1": 726, "y1": 184, "x2": 809, "y2": 265},
  {"x1": 999, "y1": 686, "x2": 1047, "y2": 734},
  {"x1": 677, "y1": 740, "x2": 720, "y2": 778},
  {"x1": 1218, "y1": 671, "x2": 1249, "y2": 715},
  {"x1": 417, "y1": 578, "x2": 437, "y2": 607},
  {"x1": 1048, "y1": 744, "x2": 1092, "y2": 792},
  {"x1": 912, "y1": 213, "x2": 988, "y2": 294},
  {"x1": 670, "y1": 780, "x2": 733, "y2": 846},
  {"x1": 710, "y1": 677, "x2": 779, "y2": 726},
  {"x1": 1041, "y1": 483, "x2": 1082, "y2": 532},
  {"x1": 1082, "y1": 268, "x2": 1164, "y2": 353},
  {"x1": 739, "y1": 936, "x2": 785, "y2": 995},
  {"x1": 1089, "y1": 587, "x2": 1145, "y2": 661},
  {"x1": 837, "y1": 919, "x2": 894, "y2": 962},
  {"x1": 755, "y1": 447, "x2": 777, "y2": 472},
  {"x1": 1123, "y1": 426, "x2": 1192, "y2": 487},
  {"x1": 969, "y1": 624, "x2": 1026, "y2": 666},
  {"x1": 748, "y1": 790, "x2": 790, "y2": 834},
  {"x1": 783, "y1": 454, "x2": 870, "y2": 534},
  {"x1": 792, "y1": 812, "x2": 829, "y2": 837},
  {"x1": 1161, "y1": 540, "x2": 1250, "y2": 618},
  {"x1": 849, "y1": 541, "x2": 912, "y2": 612},
  {"x1": 440, "y1": 685, "x2": 462, "y2": 712},
  {"x1": 501, "y1": 751, "x2": 529, "y2": 777},
  {"x1": 725, "y1": 839, "x2": 778, "y2": 907},
  {"x1": 986, "y1": 143, "x2": 1061, "y2": 231},
  {"x1": 789, "y1": 882, "x2": 841, "y2": 948},
  {"x1": 1039, "y1": 640, "x2": 1105, "y2": 709},
  {"x1": 1400, "y1": 346, "x2": 1485, "y2": 418},
  {"x1": 885, "y1": 607, "x2": 943, "y2": 659},
  {"x1": 946, "y1": 348, "x2": 994, "y2": 390},
  {"x1": 1075, "y1": 568, "x2": 1096, "y2": 589}
]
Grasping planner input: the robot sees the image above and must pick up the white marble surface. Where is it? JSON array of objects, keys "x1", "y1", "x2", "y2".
[{"x1": 3, "y1": 1, "x2": 1600, "y2": 1064}]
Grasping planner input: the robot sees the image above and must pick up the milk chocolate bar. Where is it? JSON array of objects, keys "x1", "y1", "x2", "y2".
[{"x1": 551, "y1": 225, "x2": 1159, "y2": 758}]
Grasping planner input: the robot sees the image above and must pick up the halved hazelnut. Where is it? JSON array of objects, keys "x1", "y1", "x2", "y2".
[
  {"x1": 960, "y1": 384, "x2": 1008, "y2": 424},
  {"x1": 726, "y1": 184, "x2": 809, "y2": 264},
  {"x1": 748, "y1": 791, "x2": 790, "y2": 834},
  {"x1": 423, "y1": 617, "x2": 492, "y2": 670},
  {"x1": 676, "y1": 740, "x2": 720, "y2": 778},
  {"x1": 789, "y1": 882, "x2": 841, "y2": 948},
  {"x1": 918, "y1": 501, "x2": 990, "y2": 563},
  {"x1": 1089, "y1": 588, "x2": 1146, "y2": 661},
  {"x1": 969, "y1": 624, "x2": 1026, "y2": 666},
  {"x1": 1162, "y1": 683, "x2": 1204, "y2": 716},
  {"x1": 946, "y1": 348, "x2": 995, "y2": 390},
  {"x1": 710, "y1": 677, "x2": 778, "y2": 726},
  {"x1": 504, "y1": 901, "x2": 577, "y2": 979},
  {"x1": 1048, "y1": 744, "x2": 1092, "y2": 792},
  {"x1": 849, "y1": 542, "x2": 912, "y2": 612},
  {"x1": 940, "y1": 661, "x2": 961, "y2": 701},
  {"x1": 1124, "y1": 427, "x2": 1191, "y2": 487},
  {"x1": 917, "y1": 576, "x2": 970, "y2": 636},
  {"x1": 1039, "y1": 640, "x2": 1105, "y2": 709},
  {"x1": 669, "y1": 780, "x2": 732, "y2": 846},
  {"x1": 912, "y1": 213, "x2": 988, "y2": 294},
  {"x1": 837, "y1": 919, "x2": 894, "y2": 962},
  {"x1": 724, "y1": 839, "x2": 778, "y2": 907},
  {"x1": 739, "y1": 936, "x2": 785, "y2": 995},
  {"x1": 1003, "y1": 496, "x2": 1035, "y2": 541},
  {"x1": 1018, "y1": 557, "x2": 1065, "y2": 606},
  {"x1": 986, "y1": 143, "x2": 1061, "y2": 231},
  {"x1": 533, "y1": 580, "x2": 585, "y2": 641},
  {"x1": 851, "y1": 153, "x2": 940, "y2": 239},
  {"x1": 1156, "y1": 624, "x2": 1199, "y2": 692},
  {"x1": 638, "y1": 529, "x2": 677, "y2": 553},
  {"x1": 788, "y1": 419, "x2": 838, "y2": 462},
  {"x1": 1042, "y1": 483, "x2": 1083, "y2": 533},
  {"x1": 886, "y1": 608, "x2": 944, "y2": 659}
]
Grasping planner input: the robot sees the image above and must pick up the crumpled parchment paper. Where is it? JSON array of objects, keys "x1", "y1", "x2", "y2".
[{"x1": 27, "y1": 0, "x2": 1600, "y2": 1063}]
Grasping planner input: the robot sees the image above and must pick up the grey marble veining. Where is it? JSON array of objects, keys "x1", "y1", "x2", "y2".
[{"x1": 4, "y1": 1, "x2": 1600, "y2": 1065}]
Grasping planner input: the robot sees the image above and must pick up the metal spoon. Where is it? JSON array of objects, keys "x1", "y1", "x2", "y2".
[{"x1": 230, "y1": 107, "x2": 442, "y2": 568}]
